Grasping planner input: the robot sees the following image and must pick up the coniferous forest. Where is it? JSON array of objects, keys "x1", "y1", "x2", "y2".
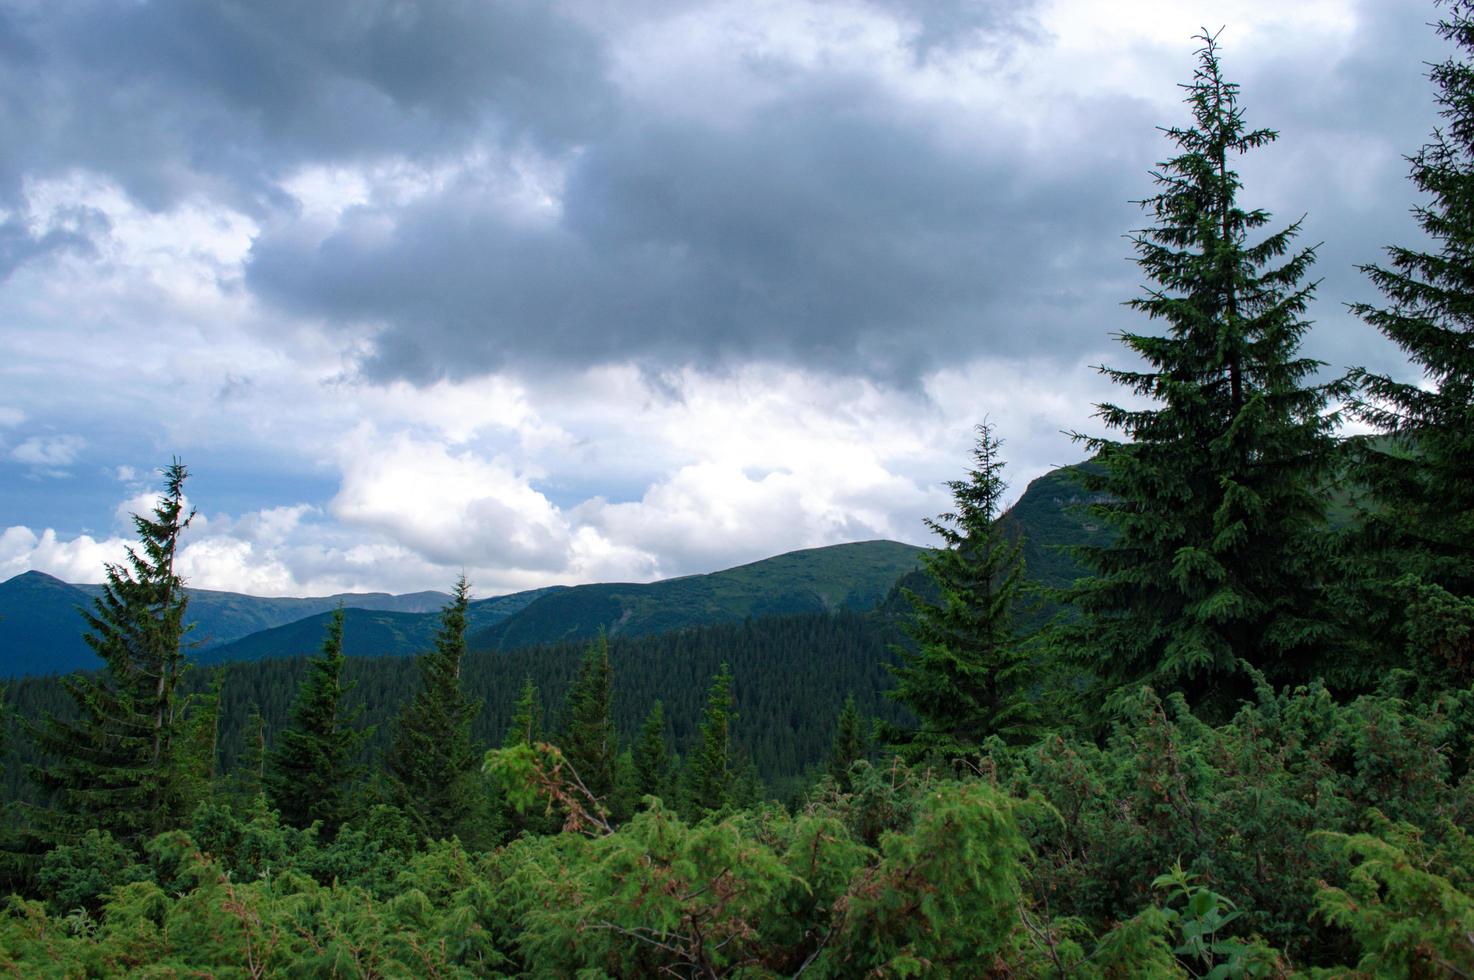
[{"x1": 4, "y1": 11, "x2": 1474, "y2": 977}]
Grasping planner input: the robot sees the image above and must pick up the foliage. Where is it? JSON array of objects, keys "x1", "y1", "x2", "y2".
[
  {"x1": 1058, "y1": 33, "x2": 1339, "y2": 717},
  {"x1": 383, "y1": 577, "x2": 485, "y2": 844},
  {"x1": 1314, "y1": 818, "x2": 1474, "y2": 977},
  {"x1": 887, "y1": 421, "x2": 1041, "y2": 757},
  {"x1": 826, "y1": 693, "x2": 869, "y2": 792},
  {"x1": 265, "y1": 608, "x2": 370, "y2": 835},
  {"x1": 29, "y1": 460, "x2": 202, "y2": 848},
  {"x1": 1345, "y1": 0, "x2": 1474, "y2": 691},
  {"x1": 558, "y1": 630, "x2": 617, "y2": 805},
  {"x1": 684, "y1": 663, "x2": 735, "y2": 818},
  {"x1": 633, "y1": 698, "x2": 674, "y2": 802}
]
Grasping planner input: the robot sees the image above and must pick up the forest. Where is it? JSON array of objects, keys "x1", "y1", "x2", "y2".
[{"x1": 3, "y1": 7, "x2": 1474, "y2": 977}]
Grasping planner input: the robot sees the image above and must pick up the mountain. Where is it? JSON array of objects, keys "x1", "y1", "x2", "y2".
[
  {"x1": 0, "y1": 575, "x2": 459, "y2": 677},
  {"x1": 68, "y1": 583, "x2": 454, "y2": 649},
  {"x1": 206, "y1": 541, "x2": 926, "y2": 662},
  {"x1": 199, "y1": 588, "x2": 560, "y2": 664},
  {"x1": 1003, "y1": 461, "x2": 1109, "y2": 591},
  {"x1": 0, "y1": 572, "x2": 97, "y2": 677},
  {"x1": 469, "y1": 539, "x2": 926, "y2": 651},
  {"x1": 0, "y1": 461, "x2": 1109, "y2": 678}
]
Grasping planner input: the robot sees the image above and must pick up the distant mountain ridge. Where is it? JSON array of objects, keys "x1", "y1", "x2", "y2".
[
  {"x1": 0, "y1": 461, "x2": 1103, "y2": 678},
  {"x1": 200, "y1": 588, "x2": 560, "y2": 665},
  {"x1": 470, "y1": 539, "x2": 926, "y2": 651},
  {"x1": 0, "y1": 575, "x2": 461, "y2": 676},
  {"x1": 0, "y1": 540, "x2": 928, "y2": 676}
]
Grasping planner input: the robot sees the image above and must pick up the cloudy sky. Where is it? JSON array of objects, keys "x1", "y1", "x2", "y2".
[{"x1": 0, "y1": 0, "x2": 1451, "y2": 597}]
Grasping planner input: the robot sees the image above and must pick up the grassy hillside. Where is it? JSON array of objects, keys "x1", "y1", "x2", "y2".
[{"x1": 468, "y1": 539, "x2": 926, "y2": 651}]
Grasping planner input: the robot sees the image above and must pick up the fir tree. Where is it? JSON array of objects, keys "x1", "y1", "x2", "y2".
[
  {"x1": 1059, "y1": 33, "x2": 1338, "y2": 714},
  {"x1": 504, "y1": 676, "x2": 543, "y2": 748},
  {"x1": 265, "y1": 609, "x2": 369, "y2": 834},
  {"x1": 684, "y1": 664, "x2": 735, "y2": 817},
  {"x1": 175, "y1": 669, "x2": 224, "y2": 812},
  {"x1": 226, "y1": 709, "x2": 268, "y2": 808},
  {"x1": 560, "y1": 632, "x2": 616, "y2": 802},
  {"x1": 633, "y1": 700, "x2": 672, "y2": 801},
  {"x1": 1346, "y1": 0, "x2": 1474, "y2": 686},
  {"x1": 384, "y1": 577, "x2": 483, "y2": 841},
  {"x1": 886, "y1": 422, "x2": 1038, "y2": 757},
  {"x1": 31, "y1": 460, "x2": 197, "y2": 846},
  {"x1": 826, "y1": 694, "x2": 868, "y2": 791}
]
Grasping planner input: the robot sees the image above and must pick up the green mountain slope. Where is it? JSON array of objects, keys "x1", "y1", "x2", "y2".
[
  {"x1": 0, "y1": 572, "x2": 96, "y2": 677},
  {"x1": 1002, "y1": 461, "x2": 1110, "y2": 592},
  {"x1": 70, "y1": 583, "x2": 453, "y2": 648},
  {"x1": 1, "y1": 463, "x2": 1111, "y2": 678},
  {"x1": 200, "y1": 588, "x2": 560, "y2": 664},
  {"x1": 1, "y1": 573, "x2": 457, "y2": 677},
  {"x1": 468, "y1": 540, "x2": 926, "y2": 651}
]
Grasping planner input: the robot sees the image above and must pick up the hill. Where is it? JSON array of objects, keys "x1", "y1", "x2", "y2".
[
  {"x1": 200, "y1": 588, "x2": 559, "y2": 664},
  {"x1": 0, "y1": 572, "x2": 97, "y2": 677},
  {"x1": 0, "y1": 461, "x2": 1110, "y2": 676},
  {"x1": 0, "y1": 574, "x2": 457, "y2": 677},
  {"x1": 468, "y1": 539, "x2": 926, "y2": 651}
]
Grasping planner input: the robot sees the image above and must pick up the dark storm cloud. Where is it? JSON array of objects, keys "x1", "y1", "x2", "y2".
[
  {"x1": 0, "y1": 0, "x2": 610, "y2": 213},
  {"x1": 863, "y1": 0, "x2": 1043, "y2": 61},
  {"x1": 1227, "y1": 0, "x2": 1451, "y2": 376},
  {"x1": 248, "y1": 73, "x2": 1153, "y2": 384},
  {"x1": 0, "y1": 0, "x2": 1456, "y2": 384}
]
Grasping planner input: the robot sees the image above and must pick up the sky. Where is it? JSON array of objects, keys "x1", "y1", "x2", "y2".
[{"x1": 0, "y1": 0, "x2": 1453, "y2": 597}]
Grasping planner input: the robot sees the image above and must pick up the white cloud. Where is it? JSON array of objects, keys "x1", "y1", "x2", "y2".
[
  {"x1": 0, "y1": 525, "x2": 129, "y2": 583},
  {"x1": 330, "y1": 428, "x2": 575, "y2": 572},
  {"x1": 0, "y1": 0, "x2": 1422, "y2": 598},
  {"x1": 11, "y1": 434, "x2": 86, "y2": 471}
]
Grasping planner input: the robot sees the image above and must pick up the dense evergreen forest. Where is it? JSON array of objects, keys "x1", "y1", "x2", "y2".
[
  {"x1": 4, "y1": 11, "x2": 1474, "y2": 976},
  {"x1": 2, "y1": 608, "x2": 908, "y2": 806}
]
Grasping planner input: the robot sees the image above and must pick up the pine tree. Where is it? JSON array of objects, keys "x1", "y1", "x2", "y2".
[
  {"x1": 560, "y1": 632, "x2": 616, "y2": 802},
  {"x1": 265, "y1": 609, "x2": 369, "y2": 835},
  {"x1": 175, "y1": 668, "x2": 224, "y2": 812},
  {"x1": 384, "y1": 577, "x2": 483, "y2": 841},
  {"x1": 504, "y1": 675, "x2": 543, "y2": 748},
  {"x1": 633, "y1": 700, "x2": 672, "y2": 801},
  {"x1": 1059, "y1": 33, "x2": 1338, "y2": 714},
  {"x1": 684, "y1": 664, "x2": 735, "y2": 817},
  {"x1": 31, "y1": 460, "x2": 197, "y2": 846},
  {"x1": 1346, "y1": 0, "x2": 1474, "y2": 686},
  {"x1": 826, "y1": 694, "x2": 868, "y2": 791},
  {"x1": 886, "y1": 422, "x2": 1038, "y2": 758},
  {"x1": 226, "y1": 709, "x2": 268, "y2": 808}
]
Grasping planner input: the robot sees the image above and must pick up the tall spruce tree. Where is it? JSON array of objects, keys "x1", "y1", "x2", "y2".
[
  {"x1": 885, "y1": 422, "x2": 1038, "y2": 757},
  {"x1": 633, "y1": 700, "x2": 672, "y2": 802},
  {"x1": 560, "y1": 632, "x2": 616, "y2": 802},
  {"x1": 31, "y1": 460, "x2": 197, "y2": 846},
  {"x1": 383, "y1": 577, "x2": 483, "y2": 841},
  {"x1": 684, "y1": 664, "x2": 735, "y2": 817},
  {"x1": 265, "y1": 609, "x2": 369, "y2": 834},
  {"x1": 1346, "y1": 0, "x2": 1474, "y2": 686},
  {"x1": 826, "y1": 694, "x2": 868, "y2": 791},
  {"x1": 504, "y1": 676, "x2": 543, "y2": 748},
  {"x1": 1059, "y1": 33, "x2": 1338, "y2": 714}
]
